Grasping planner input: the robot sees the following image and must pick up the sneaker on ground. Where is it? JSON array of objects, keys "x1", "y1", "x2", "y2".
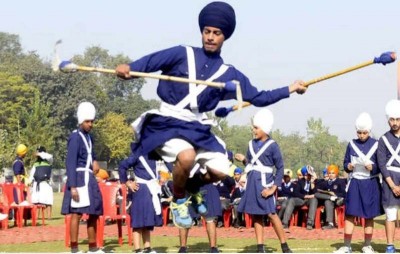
[
  {"x1": 334, "y1": 246, "x2": 352, "y2": 253},
  {"x1": 361, "y1": 245, "x2": 375, "y2": 253},
  {"x1": 385, "y1": 245, "x2": 396, "y2": 253},
  {"x1": 170, "y1": 198, "x2": 193, "y2": 229},
  {"x1": 210, "y1": 247, "x2": 219, "y2": 253},
  {"x1": 143, "y1": 247, "x2": 157, "y2": 253},
  {"x1": 178, "y1": 247, "x2": 187, "y2": 253},
  {"x1": 87, "y1": 248, "x2": 105, "y2": 254},
  {"x1": 190, "y1": 192, "x2": 207, "y2": 216}
]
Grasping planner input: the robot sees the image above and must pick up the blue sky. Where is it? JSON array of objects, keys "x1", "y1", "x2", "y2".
[{"x1": 1, "y1": 1, "x2": 399, "y2": 141}]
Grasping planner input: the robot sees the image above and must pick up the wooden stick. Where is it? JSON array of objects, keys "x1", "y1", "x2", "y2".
[
  {"x1": 229, "y1": 58, "x2": 392, "y2": 112},
  {"x1": 75, "y1": 65, "x2": 226, "y2": 89}
]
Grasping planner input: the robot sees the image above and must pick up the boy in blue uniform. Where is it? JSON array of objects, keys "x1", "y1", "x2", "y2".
[
  {"x1": 235, "y1": 108, "x2": 291, "y2": 253},
  {"x1": 277, "y1": 169, "x2": 294, "y2": 220},
  {"x1": 119, "y1": 143, "x2": 162, "y2": 253},
  {"x1": 281, "y1": 165, "x2": 318, "y2": 231},
  {"x1": 335, "y1": 112, "x2": 383, "y2": 253},
  {"x1": 61, "y1": 102, "x2": 104, "y2": 254},
  {"x1": 115, "y1": 1, "x2": 307, "y2": 229},
  {"x1": 315, "y1": 164, "x2": 346, "y2": 230},
  {"x1": 377, "y1": 100, "x2": 400, "y2": 253}
]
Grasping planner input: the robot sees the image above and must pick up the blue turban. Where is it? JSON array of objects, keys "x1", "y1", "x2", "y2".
[
  {"x1": 234, "y1": 167, "x2": 243, "y2": 174},
  {"x1": 322, "y1": 168, "x2": 328, "y2": 176},
  {"x1": 198, "y1": 1, "x2": 236, "y2": 40},
  {"x1": 301, "y1": 166, "x2": 308, "y2": 176}
]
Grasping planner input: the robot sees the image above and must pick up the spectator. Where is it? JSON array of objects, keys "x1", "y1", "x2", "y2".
[
  {"x1": 282, "y1": 165, "x2": 318, "y2": 230},
  {"x1": 277, "y1": 169, "x2": 294, "y2": 220},
  {"x1": 29, "y1": 146, "x2": 54, "y2": 220},
  {"x1": 13, "y1": 144, "x2": 28, "y2": 184},
  {"x1": 215, "y1": 175, "x2": 235, "y2": 228},
  {"x1": 231, "y1": 170, "x2": 246, "y2": 228},
  {"x1": 315, "y1": 164, "x2": 346, "y2": 230}
]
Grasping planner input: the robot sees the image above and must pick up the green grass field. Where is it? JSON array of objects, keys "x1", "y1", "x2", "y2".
[{"x1": 0, "y1": 192, "x2": 394, "y2": 253}]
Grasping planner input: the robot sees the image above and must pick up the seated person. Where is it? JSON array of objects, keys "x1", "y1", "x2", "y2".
[
  {"x1": 281, "y1": 165, "x2": 318, "y2": 230},
  {"x1": 215, "y1": 175, "x2": 235, "y2": 228},
  {"x1": 277, "y1": 169, "x2": 295, "y2": 220},
  {"x1": 160, "y1": 170, "x2": 173, "y2": 206},
  {"x1": 315, "y1": 164, "x2": 346, "y2": 230},
  {"x1": 231, "y1": 172, "x2": 246, "y2": 228}
]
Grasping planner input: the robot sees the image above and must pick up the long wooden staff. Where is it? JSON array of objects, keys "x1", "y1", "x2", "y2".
[{"x1": 215, "y1": 52, "x2": 397, "y2": 117}]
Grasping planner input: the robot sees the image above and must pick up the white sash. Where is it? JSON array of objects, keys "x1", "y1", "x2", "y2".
[
  {"x1": 71, "y1": 131, "x2": 93, "y2": 208},
  {"x1": 137, "y1": 156, "x2": 162, "y2": 215},
  {"x1": 245, "y1": 140, "x2": 275, "y2": 188},
  {"x1": 382, "y1": 136, "x2": 400, "y2": 166},
  {"x1": 349, "y1": 140, "x2": 377, "y2": 179}
]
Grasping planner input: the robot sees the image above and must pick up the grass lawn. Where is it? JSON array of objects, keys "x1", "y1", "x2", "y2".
[{"x1": 0, "y1": 192, "x2": 395, "y2": 253}]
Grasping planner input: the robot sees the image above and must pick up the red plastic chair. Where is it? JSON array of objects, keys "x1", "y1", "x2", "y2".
[
  {"x1": 1, "y1": 183, "x2": 38, "y2": 227},
  {"x1": 336, "y1": 205, "x2": 345, "y2": 228},
  {"x1": 244, "y1": 213, "x2": 252, "y2": 228},
  {"x1": 97, "y1": 182, "x2": 132, "y2": 248},
  {"x1": 223, "y1": 206, "x2": 233, "y2": 228},
  {"x1": 0, "y1": 185, "x2": 10, "y2": 229},
  {"x1": 161, "y1": 205, "x2": 170, "y2": 227}
]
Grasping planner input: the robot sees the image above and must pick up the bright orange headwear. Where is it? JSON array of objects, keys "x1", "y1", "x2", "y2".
[
  {"x1": 96, "y1": 169, "x2": 109, "y2": 180},
  {"x1": 159, "y1": 171, "x2": 171, "y2": 180},
  {"x1": 327, "y1": 164, "x2": 339, "y2": 176}
]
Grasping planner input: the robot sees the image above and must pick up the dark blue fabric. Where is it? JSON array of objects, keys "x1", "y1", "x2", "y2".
[
  {"x1": 129, "y1": 45, "x2": 290, "y2": 155},
  {"x1": 345, "y1": 177, "x2": 383, "y2": 218},
  {"x1": 343, "y1": 137, "x2": 379, "y2": 175},
  {"x1": 198, "y1": 1, "x2": 236, "y2": 40},
  {"x1": 318, "y1": 178, "x2": 347, "y2": 198},
  {"x1": 237, "y1": 170, "x2": 276, "y2": 215},
  {"x1": 12, "y1": 157, "x2": 24, "y2": 176},
  {"x1": 373, "y1": 52, "x2": 395, "y2": 65},
  {"x1": 61, "y1": 129, "x2": 102, "y2": 215},
  {"x1": 215, "y1": 176, "x2": 235, "y2": 199},
  {"x1": 377, "y1": 131, "x2": 400, "y2": 206},
  {"x1": 277, "y1": 182, "x2": 294, "y2": 198},
  {"x1": 245, "y1": 139, "x2": 284, "y2": 186}
]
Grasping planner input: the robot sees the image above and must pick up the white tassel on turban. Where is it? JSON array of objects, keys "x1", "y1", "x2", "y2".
[
  {"x1": 77, "y1": 102, "x2": 96, "y2": 124},
  {"x1": 385, "y1": 99, "x2": 400, "y2": 119},
  {"x1": 355, "y1": 112, "x2": 372, "y2": 132},
  {"x1": 252, "y1": 108, "x2": 274, "y2": 135}
]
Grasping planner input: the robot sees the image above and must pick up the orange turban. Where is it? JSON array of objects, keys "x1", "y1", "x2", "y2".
[
  {"x1": 327, "y1": 164, "x2": 339, "y2": 176},
  {"x1": 96, "y1": 169, "x2": 109, "y2": 180}
]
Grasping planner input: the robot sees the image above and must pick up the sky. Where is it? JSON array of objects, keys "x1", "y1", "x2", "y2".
[{"x1": 1, "y1": 0, "x2": 400, "y2": 141}]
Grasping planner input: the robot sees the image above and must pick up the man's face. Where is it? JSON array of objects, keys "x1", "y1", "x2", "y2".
[
  {"x1": 202, "y1": 26, "x2": 225, "y2": 53},
  {"x1": 81, "y1": 120, "x2": 94, "y2": 133},
  {"x1": 252, "y1": 125, "x2": 267, "y2": 141},
  {"x1": 389, "y1": 117, "x2": 400, "y2": 132},
  {"x1": 234, "y1": 173, "x2": 241, "y2": 181}
]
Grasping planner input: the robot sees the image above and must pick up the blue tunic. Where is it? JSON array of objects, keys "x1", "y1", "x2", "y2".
[
  {"x1": 343, "y1": 137, "x2": 383, "y2": 218},
  {"x1": 377, "y1": 131, "x2": 400, "y2": 207},
  {"x1": 13, "y1": 156, "x2": 25, "y2": 175},
  {"x1": 237, "y1": 139, "x2": 284, "y2": 215},
  {"x1": 129, "y1": 46, "x2": 290, "y2": 155},
  {"x1": 61, "y1": 129, "x2": 103, "y2": 215},
  {"x1": 119, "y1": 145, "x2": 162, "y2": 229}
]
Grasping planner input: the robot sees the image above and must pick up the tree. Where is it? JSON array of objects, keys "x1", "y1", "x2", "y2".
[{"x1": 93, "y1": 112, "x2": 134, "y2": 168}]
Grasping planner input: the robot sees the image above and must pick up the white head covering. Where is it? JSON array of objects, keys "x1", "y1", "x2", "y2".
[
  {"x1": 355, "y1": 112, "x2": 372, "y2": 132},
  {"x1": 252, "y1": 108, "x2": 274, "y2": 135},
  {"x1": 385, "y1": 99, "x2": 400, "y2": 119},
  {"x1": 77, "y1": 102, "x2": 96, "y2": 124}
]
